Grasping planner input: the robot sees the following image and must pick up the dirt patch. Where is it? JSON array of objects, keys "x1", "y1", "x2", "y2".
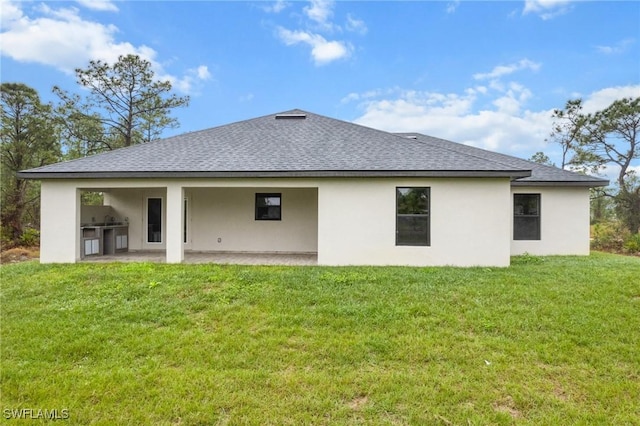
[
  {"x1": 0, "y1": 247, "x2": 40, "y2": 264},
  {"x1": 348, "y1": 395, "x2": 368, "y2": 411},
  {"x1": 553, "y1": 385, "x2": 569, "y2": 401},
  {"x1": 492, "y1": 396, "x2": 522, "y2": 419}
]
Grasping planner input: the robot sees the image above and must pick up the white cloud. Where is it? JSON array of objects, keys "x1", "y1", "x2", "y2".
[
  {"x1": 351, "y1": 88, "x2": 553, "y2": 153},
  {"x1": 348, "y1": 81, "x2": 640, "y2": 164},
  {"x1": 304, "y1": 0, "x2": 334, "y2": 31},
  {"x1": 473, "y1": 59, "x2": 541, "y2": 80},
  {"x1": 165, "y1": 65, "x2": 212, "y2": 94},
  {"x1": 523, "y1": 0, "x2": 573, "y2": 19},
  {"x1": 239, "y1": 93, "x2": 254, "y2": 103},
  {"x1": 0, "y1": 1, "x2": 210, "y2": 94},
  {"x1": 195, "y1": 65, "x2": 211, "y2": 80},
  {"x1": 272, "y1": 0, "x2": 364, "y2": 66},
  {"x1": 341, "y1": 88, "x2": 396, "y2": 104},
  {"x1": 262, "y1": 0, "x2": 289, "y2": 14},
  {"x1": 346, "y1": 14, "x2": 367, "y2": 35},
  {"x1": 0, "y1": 0, "x2": 22, "y2": 28},
  {"x1": 277, "y1": 27, "x2": 351, "y2": 65},
  {"x1": 76, "y1": 0, "x2": 119, "y2": 12},
  {"x1": 0, "y1": 2, "x2": 147, "y2": 72},
  {"x1": 597, "y1": 164, "x2": 640, "y2": 187},
  {"x1": 595, "y1": 38, "x2": 635, "y2": 55},
  {"x1": 446, "y1": 1, "x2": 460, "y2": 14},
  {"x1": 492, "y1": 82, "x2": 533, "y2": 114},
  {"x1": 581, "y1": 85, "x2": 640, "y2": 113}
]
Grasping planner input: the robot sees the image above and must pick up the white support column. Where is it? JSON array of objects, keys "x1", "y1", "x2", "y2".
[
  {"x1": 165, "y1": 183, "x2": 184, "y2": 263},
  {"x1": 40, "y1": 181, "x2": 81, "y2": 263}
]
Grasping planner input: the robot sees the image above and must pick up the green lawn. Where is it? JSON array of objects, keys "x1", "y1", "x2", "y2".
[{"x1": 1, "y1": 253, "x2": 639, "y2": 425}]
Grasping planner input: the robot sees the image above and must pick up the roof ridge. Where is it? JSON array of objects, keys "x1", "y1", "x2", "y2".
[{"x1": 163, "y1": 109, "x2": 301, "y2": 140}]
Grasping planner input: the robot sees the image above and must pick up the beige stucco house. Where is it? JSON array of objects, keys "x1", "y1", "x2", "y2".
[{"x1": 19, "y1": 109, "x2": 608, "y2": 266}]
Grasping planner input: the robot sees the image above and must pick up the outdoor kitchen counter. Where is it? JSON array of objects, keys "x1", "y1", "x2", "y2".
[{"x1": 81, "y1": 224, "x2": 129, "y2": 257}]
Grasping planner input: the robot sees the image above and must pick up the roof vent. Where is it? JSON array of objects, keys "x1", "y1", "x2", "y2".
[
  {"x1": 405, "y1": 135, "x2": 418, "y2": 139},
  {"x1": 275, "y1": 113, "x2": 307, "y2": 119}
]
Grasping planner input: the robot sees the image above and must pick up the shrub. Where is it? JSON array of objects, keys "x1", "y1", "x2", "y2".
[
  {"x1": 0, "y1": 226, "x2": 15, "y2": 250},
  {"x1": 18, "y1": 227, "x2": 40, "y2": 247},
  {"x1": 623, "y1": 233, "x2": 640, "y2": 254},
  {"x1": 591, "y1": 221, "x2": 630, "y2": 252}
]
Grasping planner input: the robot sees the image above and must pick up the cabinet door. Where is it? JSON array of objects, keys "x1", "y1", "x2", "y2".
[
  {"x1": 116, "y1": 235, "x2": 128, "y2": 249},
  {"x1": 84, "y1": 238, "x2": 100, "y2": 255}
]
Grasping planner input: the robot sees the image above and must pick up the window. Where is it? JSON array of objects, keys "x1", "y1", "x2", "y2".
[
  {"x1": 255, "y1": 193, "x2": 281, "y2": 220},
  {"x1": 396, "y1": 187, "x2": 430, "y2": 246},
  {"x1": 147, "y1": 197, "x2": 162, "y2": 243},
  {"x1": 514, "y1": 194, "x2": 540, "y2": 240}
]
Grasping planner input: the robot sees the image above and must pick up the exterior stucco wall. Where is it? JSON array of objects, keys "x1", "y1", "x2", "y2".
[
  {"x1": 510, "y1": 186, "x2": 591, "y2": 255},
  {"x1": 38, "y1": 177, "x2": 591, "y2": 266},
  {"x1": 317, "y1": 178, "x2": 512, "y2": 267},
  {"x1": 80, "y1": 205, "x2": 114, "y2": 224},
  {"x1": 41, "y1": 178, "x2": 318, "y2": 263},
  {"x1": 104, "y1": 188, "x2": 166, "y2": 251},
  {"x1": 189, "y1": 187, "x2": 318, "y2": 253},
  {"x1": 40, "y1": 181, "x2": 80, "y2": 263},
  {"x1": 104, "y1": 186, "x2": 317, "y2": 253}
]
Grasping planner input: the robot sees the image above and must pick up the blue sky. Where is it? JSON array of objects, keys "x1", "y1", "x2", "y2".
[{"x1": 1, "y1": 0, "x2": 639, "y2": 177}]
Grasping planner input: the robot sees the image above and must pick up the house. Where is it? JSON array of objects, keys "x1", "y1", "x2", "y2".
[{"x1": 18, "y1": 109, "x2": 608, "y2": 266}]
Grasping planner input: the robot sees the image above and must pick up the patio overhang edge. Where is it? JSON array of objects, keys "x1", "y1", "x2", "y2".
[
  {"x1": 17, "y1": 169, "x2": 532, "y2": 180},
  {"x1": 511, "y1": 179, "x2": 609, "y2": 188}
]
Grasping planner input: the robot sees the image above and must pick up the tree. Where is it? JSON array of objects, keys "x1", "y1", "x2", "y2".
[
  {"x1": 551, "y1": 97, "x2": 640, "y2": 233},
  {"x1": 529, "y1": 151, "x2": 554, "y2": 166},
  {"x1": 549, "y1": 99, "x2": 585, "y2": 169},
  {"x1": 614, "y1": 173, "x2": 640, "y2": 233},
  {"x1": 1, "y1": 83, "x2": 60, "y2": 243},
  {"x1": 549, "y1": 99, "x2": 602, "y2": 171},
  {"x1": 587, "y1": 97, "x2": 640, "y2": 233},
  {"x1": 54, "y1": 54, "x2": 189, "y2": 155},
  {"x1": 590, "y1": 187, "x2": 615, "y2": 223},
  {"x1": 586, "y1": 97, "x2": 639, "y2": 191}
]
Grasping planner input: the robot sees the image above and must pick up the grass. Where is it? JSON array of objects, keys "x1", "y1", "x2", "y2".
[{"x1": 1, "y1": 252, "x2": 639, "y2": 425}]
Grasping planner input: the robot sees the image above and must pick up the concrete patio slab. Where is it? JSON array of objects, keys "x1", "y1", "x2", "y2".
[{"x1": 81, "y1": 251, "x2": 318, "y2": 266}]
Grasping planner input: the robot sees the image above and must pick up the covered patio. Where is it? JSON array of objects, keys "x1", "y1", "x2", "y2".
[
  {"x1": 75, "y1": 184, "x2": 320, "y2": 264},
  {"x1": 80, "y1": 251, "x2": 318, "y2": 265}
]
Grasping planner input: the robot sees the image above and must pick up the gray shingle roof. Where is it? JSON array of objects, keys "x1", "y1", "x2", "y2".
[
  {"x1": 19, "y1": 109, "x2": 607, "y2": 186},
  {"x1": 395, "y1": 133, "x2": 608, "y2": 186}
]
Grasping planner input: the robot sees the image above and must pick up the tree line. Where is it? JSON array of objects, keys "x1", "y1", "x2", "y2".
[
  {"x1": 1, "y1": 55, "x2": 189, "y2": 246},
  {"x1": 530, "y1": 96, "x2": 639, "y2": 250}
]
